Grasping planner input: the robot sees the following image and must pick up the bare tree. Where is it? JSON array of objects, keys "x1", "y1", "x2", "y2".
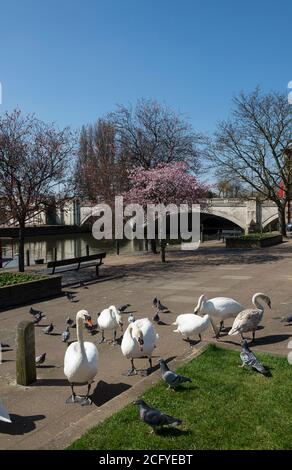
[
  {"x1": 109, "y1": 98, "x2": 203, "y2": 171},
  {"x1": 208, "y1": 88, "x2": 292, "y2": 235},
  {"x1": 0, "y1": 109, "x2": 75, "y2": 271},
  {"x1": 75, "y1": 120, "x2": 131, "y2": 204}
]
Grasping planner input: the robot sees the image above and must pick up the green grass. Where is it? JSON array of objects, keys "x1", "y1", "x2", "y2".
[
  {"x1": 68, "y1": 345, "x2": 292, "y2": 450},
  {"x1": 0, "y1": 272, "x2": 45, "y2": 287}
]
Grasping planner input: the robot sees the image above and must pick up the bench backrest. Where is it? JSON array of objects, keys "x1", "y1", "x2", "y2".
[{"x1": 47, "y1": 252, "x2": 106, "y2": 268}]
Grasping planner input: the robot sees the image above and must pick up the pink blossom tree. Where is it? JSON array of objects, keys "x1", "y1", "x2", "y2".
[{"x1": 123, "y1": 162, "x2": 208, "y2": 261}]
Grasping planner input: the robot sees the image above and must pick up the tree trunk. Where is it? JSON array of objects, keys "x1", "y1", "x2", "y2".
[
  {"x1": 278, "y1": 204, "x2": 287, "y2": 237},
  {"x1": 18, "y1": 221, "x2": 25, "y2": 272},
  {"x1": 150, "y1": 239, "x2": 157, "y2": 254},
  {"x1": 160, "y1": 240, "x2": 166, "y2": 262}
]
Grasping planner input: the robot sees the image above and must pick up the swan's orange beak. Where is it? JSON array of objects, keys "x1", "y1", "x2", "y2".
[{"x1": 86, "y1": 319, "x2": 93, "y2": 327}]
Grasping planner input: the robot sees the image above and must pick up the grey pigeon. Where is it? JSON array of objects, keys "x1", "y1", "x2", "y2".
[
  {"x1": 66, "y1": 292, "x2": 75, "y2": 302},
  {"x1": 280, "y1": 315, "x2": 292, "y2": 323},
  {"x1": 42, "y1": 323, "x2": 54, "y2": 335},
  {"x1": 159, "y1": 359, "x2": 192, "y2": 388},
  {"x1": 240, "y1": 340, "x2": 268, "y2": 375},
  {"x1": 128, "y1": 313, "x2": 136, "y2": 323},
  {"x1": 62, "y1": 326, "x2": 70, "y2": 343},
  {"x1": 29, "y1": 307, "x2": 42, "y2": 316},
  {"x1": 36, "y1": 352, "x2": 46, "y2": 365},
  {"x1": 118, "y1": 304, "x2": 131, "y2": 312},
  {"x1": 133, "y1": 400, "x2": 182, "y2": 431},
  {"x1": 33, "y1": 312, "x2": 46, "y2": 324}
]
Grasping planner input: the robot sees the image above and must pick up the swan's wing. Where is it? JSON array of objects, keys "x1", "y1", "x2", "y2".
[{"x1": 0, "y1": 399, "x2": 11, "y2": 423}]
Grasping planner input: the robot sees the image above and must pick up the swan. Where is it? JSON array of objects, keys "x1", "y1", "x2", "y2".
[
  {"x1": 97, "y1": 305, "x2": 123, "y2": 344},
  {"x1": 121, "y1": 318, "x2": 158, "y2": 376},
  {"x1": 194, "y1": 295, "x2": 244, "y2": 336},
  {"x1": 173, "y1": 313, "x2": 211, "y2": 346},
  {"x1": 64, "y1": 310, "x2": 99, "y2": 405},
  {"x1": 0, "y1": 398, "x2": 11, "y2": 423},
  {"x1": 228, "y1": 293, "x2": 271, "y2": 342}
]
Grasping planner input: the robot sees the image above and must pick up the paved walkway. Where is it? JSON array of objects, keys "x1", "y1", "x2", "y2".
[{"x1": 1, "y1": 240, "x2": 292, "y2": 449}]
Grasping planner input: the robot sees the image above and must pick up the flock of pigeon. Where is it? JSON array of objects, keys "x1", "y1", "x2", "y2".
[{"x1": 0, "y1": 289, "x2": 289, "y2": 430}]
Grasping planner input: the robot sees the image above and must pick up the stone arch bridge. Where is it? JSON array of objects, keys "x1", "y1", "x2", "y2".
[{"x1": 78, "y1": 198, "x2": 278, "y2": 233}]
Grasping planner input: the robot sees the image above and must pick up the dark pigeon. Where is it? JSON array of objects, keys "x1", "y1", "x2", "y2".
[
  {"x1": 153, "y1": 312, "x2": 160, "y2": 323},
  {"x1": 36, "y1": 352, "x2": 46, "y2": 365},
  {"x1": 128, "y1": 313, "x2": 136, "y2": 323},
  {"x1": 118, "y1": 304, "x2": 131, "y2": 312},
  {"x1": 133, "y1": 400, "x2": 182, "y2": 430},
  {"x1": 240, "y1": 340, "x2": 268, "y2": 375},
  {"x1": 66, "y1": 317, "x2": 76, "y2": 328},
  {"x1": 157, "y1": 300, "x2": 169, "y2": 313},
  {"x1": 42, "y1": 323, "x2": 54, "y2": 335},
  {"x1": 152, "y1": 297, "x2": 158, "y2": 308},
  {"x1": 159, "y1": 359, "x2": 192, "y2": 388},
  {"x1": 29, "y1": 307, "x2": 42, "y2": 316},
  {"x1": 62, "y1": 326, "x2": 70, "y2": 343}
]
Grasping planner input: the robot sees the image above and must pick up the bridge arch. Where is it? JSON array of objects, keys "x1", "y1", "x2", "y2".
[
  {"x1": 262, "y1": 213, "x2": 279, "y2": 229},
  {"x1": 201, "y1": 210, "x2": 246, "y2": 231}
]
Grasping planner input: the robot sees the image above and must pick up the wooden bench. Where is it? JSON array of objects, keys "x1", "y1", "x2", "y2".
[{"x1": 47, "y1": 252, "x2": 106, "y2": 276}]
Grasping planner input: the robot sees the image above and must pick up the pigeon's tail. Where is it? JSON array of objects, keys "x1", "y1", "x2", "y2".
[
  {"x1": 254, "y1": 362, "x2": 268, "y2": 375},
  {"x1": 181, "y1": 376, "x2": 192, "y2": 383},
  {"x1": 166, "y1": 416, "x2": 182, "y2": 427}
]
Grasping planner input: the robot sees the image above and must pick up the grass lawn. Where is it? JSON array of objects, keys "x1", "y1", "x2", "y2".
[
  {"x1": 68, "y1": 345, "x2": 292, "y2": 450},
  {"x1": 0, "y1": 272, "x2": 45, "y2": 287}
]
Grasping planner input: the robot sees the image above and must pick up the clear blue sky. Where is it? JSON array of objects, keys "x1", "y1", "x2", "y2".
[{"x1": 0, "y1": 0, "x2": 291, "y2": 134}]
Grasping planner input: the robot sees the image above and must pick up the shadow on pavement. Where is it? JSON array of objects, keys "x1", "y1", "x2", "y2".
[
  {"x1": 91, "y1": 380, "x2": 131, "y2": 407},
  {"x1": 0, "y1": 414, "x2": 45, "y2": 435}
]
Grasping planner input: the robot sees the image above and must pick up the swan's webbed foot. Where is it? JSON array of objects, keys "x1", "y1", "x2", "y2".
[
  {"x1": 65, "y1": 394, "x2": 83, "y2": 404},
  {"x1": 98, "y1": 332, "x2": 106, "y2": 344},
  {"x1": 80, "y1": 396, "x2": 92, "y2": 406},
  {"x1": 126, "y1": 368, "x2": 138, "y2": 376}
]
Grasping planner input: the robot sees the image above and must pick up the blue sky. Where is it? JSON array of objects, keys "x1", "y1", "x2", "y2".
[{"x1": 0, "y1": 0, "x2": 291, "y2": 134}]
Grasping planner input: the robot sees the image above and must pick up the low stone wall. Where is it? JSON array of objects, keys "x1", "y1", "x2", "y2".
[
  {"x1": 0, "y1": 275, "x2": 62, "y2": 310},
  {"x1": 226, "y1": 234, "x2": 283, "y2": 249}
]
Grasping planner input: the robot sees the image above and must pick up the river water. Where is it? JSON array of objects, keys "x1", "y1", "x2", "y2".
[{"x1": 0, "y1": 233, "x2": 147, "y2": 269}]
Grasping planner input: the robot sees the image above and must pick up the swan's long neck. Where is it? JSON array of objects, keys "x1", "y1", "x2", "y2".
[
  {"x1": 195, "y1": 295, "x2": 205, "y2": 313},
  {"x1": 252, "y1": 294, "x2": 265, "y2": 310},
  {"x1": 76, "y1": 316, "x2": 85, "y2": 353}
]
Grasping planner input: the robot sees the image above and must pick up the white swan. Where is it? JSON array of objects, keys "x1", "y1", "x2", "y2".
[
  {"x1": 121, "y1": 318, "x2": 158, "y2": 375},
  {"x1": 64, "y1": 310, "x2": 99, "y2": 405},
  {"x1": 97, "y1": 305, "x2": 123, "y2": 343},
  {"x1": 228, "y1": 293, "x2": 271, "y2": 342},
  {"x1": 0, "y1": 398, "x2": 11, "y2": 423},
  {"x1": 194, "y1": 295, "x2": 244, "y2": 336},
  {"x1": 173, "y1": 313, "x2": 211, "y2": 346}
]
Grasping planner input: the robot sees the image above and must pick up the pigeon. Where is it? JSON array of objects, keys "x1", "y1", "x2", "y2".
[
  {"x1": 35, "y1": 352, "x2": 46, "y2": 365},
  {"x1": 33, "y1": 312, "x2": 46, "y2": 325},
  {"x1": 62, "y1": 326, "x2": 70, "y2": 343},
  {"x1": 240, "y1": 340, "x2": 268, "y2": 375},
  {"x1": 42, "y1": 323, "x2": 54, "y2": 335},
  {"x1": 128, "y1": 313, "x2": 136, "y2": 323},
  {"x1": 133, "y1": 400, "x2": 182, "y2": 431},
  {"x1": 159, "y1": 359, "x2": 192, "y2": 389},
  {"x1": 157, "y1": 300, "x2": 169, "y2": 313},
  {"x1": 153, "y1": 312, "x2": 160, "y2": 323},
  {"x1": 85, "y1": 322, "x2": 98, "y2": 335},
  {"x1": 118, "y1": 304, "x2": 131, "y2": 312},
  {"x1": 280, "y1": 315, "x2": 292, "y2": 323},
  {"x1": 66, "y1": 317, "x2": 76, "y2": 328},
  {"x1": 29, "y1": 307, "x2": 42, "y2": 316},
  {"x1": 152, "y1": 297, "x2": 158, "y2": 308},
  {"x1": 66, "y1": 292, "x2": 75, "y2": 302}
]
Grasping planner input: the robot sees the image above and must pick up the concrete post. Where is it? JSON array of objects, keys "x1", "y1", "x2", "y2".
[{"x1": 16, "y1": 321, "x2": 36, "y2": 386}]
